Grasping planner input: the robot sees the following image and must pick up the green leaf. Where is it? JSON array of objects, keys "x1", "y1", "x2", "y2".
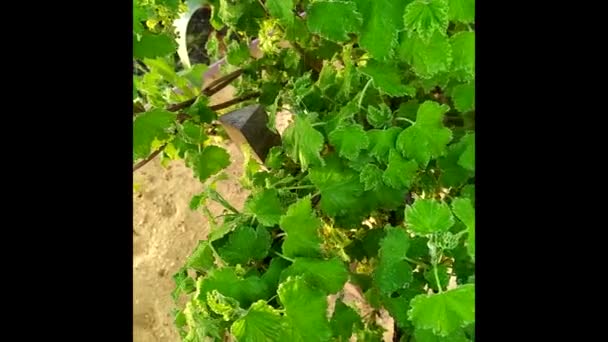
[
  {"x1": 383, "y1": 149, "x2": 419, "y2": 190},
  {"x1": 424, "y1": 264, "x2": 450, "y2": 292},
  {"x1": 283, "y1": 115, "x2": 325, "y2": 170},
  {"x1": 408, "y1": 284, "x2": 475, "y2": 336},
  {"x1": 360, "y1": 60, "x2": 414, "y2": 97},
  {"x1": 448, "y1": 0, "x2": 475, "y2": 24},
  {"x1": 244, "y1": 189, "x2": 284, "y2": 226},
  {"x1": 330, "y1": 300, "x2": 363, "y2": 340},
  {"x1": 367, "y1": 127, "x2": 402, "y2": 163},
  {"x1": 367, "y1": 103, "x2": 394, "y2": 128},
  {"x1": 281, "y1": 258, "x2": 348, "y2": 294},
  {"x1": 261, "y1": 257, "x2": 291, "y2": 291},
  {"x1": 328, "y1": 124, "x2": 369, "y2": 161},
  {"x1": 197, "y1": 268, "x2": 269, "y2": 308},
  {"x1": 450, "y1": 31, "x2": 475, "y2": 81},
  {"x1": 172, "y1": 267, "x2": 196, "y2": 300},
  {"x1": 186, "y1": 241, "x2": 215, "y2": 272},
  {"x1": 396, "y1": 101, "x2": 452, "y2": 167},
  {"x1": 398, "y1": 31, "x2": 452, "y2": 79},
  {"x1": 187, "y1": 96, "x2": 217, "y2": 123},
  {"x1": 354, "y1": 0, "x2": 411, "y2": 60},
  {"x1": 231, "y1": 300, "x2": 285, "y2": 342},
  {"x1": 133, "y1": 109, "x2": 176, "y2": 160},
  {"x1": 309, "y1": 155, "x2": 365, "y2": 217},
  {"x1": 451, "y1": 198, "x2": 475, "y2": 260},
  {"x1": 218, "y1": 225, "x2": 271, "y2": 265},
  {"x1": 182, "y1": 299, "x2": 222, "y2": 341},
  {"x1": 206, "y1": 290, "x2": 242, "y2": 321},
  {"x1": 227, "y1": 41, "x2": 251, "y2": 66},
  {"x1": 266, "y1": 0, "x2": 295, "y2": 28},
  {"x1": 414, "y1": 328, "x2": 469, "y2": 342},
  {"x1": 460, "y1": 184, "x2": 475, "y2": 205},
  {"x1": 360, "y1": 164, "x2": 383, "y2": 191},
  {"x1": 403, "y1": 0, "x2": 449, "y2": 42},
  {"x1": 179, "y1": 64, "x2": 208, "y2": 89},
  {"x1": 279, "y1": 196, "x2": 323, "y2": 258},
  {"x1": 437, "y1": 134, "x2": 474, "y2": 187},
  {"x1": 451, "y1": 83, "x2": 475, "y2": 112},
  {"x1": 133, "y1": 32, "x2": 176, "y2": 59},
  {"x1": 405, "y1": 198, "x2": 455, "y2": 235},
  {"x1": 373, "y1": 226, "x2": 413, "y2": 294},
  {"x1": 457, "y1": 133, "x2": 474, "y2": 171},
  {"x1": 191, "y1": 145, "x2": 231, "y2": 182},
  {"x1": 278, "y1": 276, "x2": 333, "y2": 342},
  {"x1": 180, "y1": 121, "x2": 207, "y2": 145},
  {"x1": 306, "y1": 0, "x2": 362, "y2": 43}
]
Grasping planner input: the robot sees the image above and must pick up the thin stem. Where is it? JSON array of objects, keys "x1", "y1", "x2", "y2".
[
  {"x1": 133, "y1": 145, "x2": 166, "y2": 172},
  {"x1": 283, "y1": 185, "x2": 316, "y2": 190},
  {"x1": 395, "y1": 117, "x2": 416, "y2": 125},
  {"x1": 274, "y1": 251, "x2": 295, "y2": 263},
  {"x1": 358, "y1": 79, "x2": 373, "y2": 109},
  {"x1": 404, "y1": 256, "x2": 428, "y2": 269},
  {"x1": 434, "y1": 263, "x2": 443, "y2": 293}
]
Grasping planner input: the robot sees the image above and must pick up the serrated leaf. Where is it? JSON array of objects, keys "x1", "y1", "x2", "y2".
[
  {"x1": 180, "y1": 121, "x2": 207, "y2": 144},
  {"x1": 360, "y1": 60, "x2": 414, "y2": 97},
  {"x1": 331, "y1": 300, "x2": 363, "y2": 340},
  {"x1": 218, "y1": 225, "x2": 271, "y2": 265},
  {"x1": 448, "y1": 0, "x2": 475, "y2": 24},
  {"x1": 373, "y1": 226, "x2": 413, "y2": 294},
  {"x1": 437, "y1": 135, "x2": 473, "y2": 187},
  {"x1": 328, "y1": 124, "x2": 369, "y2": 161},
  {"x1": 398, "y1": 31, "x2": 452, "y2": 79},
  {"x1": 207, "y1": 290, "x2": 242, "y2": 321},
  {"x1": 405, "y1": 198, "x2": 455, "y2": 235},
  {"x1": 133, "y1": 109, "x2": 176, "y2": 160},
  {"x1": 179, "y1": 63, "x2": 208, "y2": 89},
  {"x1": 408, "y1": 284, "x2": 475, "y2": 336},
  {"x1": 191, "y1": 145, "x2": 231, "y2": 182},
  {"x1": 360, "y1": 164, "x2": 383, "y2": 191},
  {"x1": 186, "y1": 241, "x2": 215, "y2": 272},
  {"x1": 172, "y1": 267, "x2": 196, "y2": 300},
  {"x1": 451, "y1": 83, "x2": 475, "y2": 112},
  {"x1": 133, "y1": 32, "x2": 176, "y2": 59},
  {"x1": 383, "y1": 149, "x2": 419, "y2": 189},
  {"x1": 451, "y1": 198, "x2": 475, "y2": 260},
  {"x1": 403, "y1": 0, "x2": 449, "y2": 42},
  {"x1": 182, "y1": 299, "x2": 222, "y2": 341},
  {"x1": 414, "y1": 328, "x2": 469, "y2": 342},
  {"x1": 278, "y1": 276, "x2": 332, "y2": 342},
  {"x1": 450, "y1": 31, "x2": 475, "y2": 81},
  {"x1": 281, "y1": 258, "x2": 348, "y2": 294},
  {"x1": 309, "y1": 155, "x2": 365, "y2": 217},
  {"x1": 396, "y1": 101, "x2": 452, "y2": 167},
  {"x1": 244, "y1": 189, "x2": 284, "y2": 226},
  {"x1": 231, "y1": 300, "x2": 285, "y2": 342},
  {"x1": 367, "y1": 103, "x2": 394, "y2": 128},
  {"x1": 279, "y1": 196, "x2": 323, "y2": 258},
  {"x1": 227, "y1": 41, "x2": 251, "y2": 66},
  {"x1": 457, "y1": 133, "x2": 474, "y2": 171},
  {"x1": 283, "y1": 115, "x2": 325, "y2": 170},
  {"x1": 187, "y1": 96, "x2": 217, "y2": 123},
  {"x1": 197, "y1": 268, "x2": 269, "y2": 308},
  {"x1": 306, "y1": 1, "x2": 362, "y2": 43},
  {"x1": 367, "y1": 127, "x2": 402, "y2": 163},
  {"x1": 267, "y1": 0, "x2": 295, "y2": 28},
  {"x1": 354, "y1": 0, "x2": 411, "y2": 60},
  {"x1": 261, "y1": 257, "x2": 291, "y2": 291}
]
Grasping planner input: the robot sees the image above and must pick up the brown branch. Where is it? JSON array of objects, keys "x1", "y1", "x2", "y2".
[
  {"x1": 209, "y1": 92, "x2": 260, "y2": 111},
  {"x1": 133, "y1": 68, "x2": 244, "y2": 115},
  {"x1": 132, "y1": 92, "x2": 260, "y2": 173},
  {"x1": 133, "y1": 145, "x2": 166, "y2": 172}
]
